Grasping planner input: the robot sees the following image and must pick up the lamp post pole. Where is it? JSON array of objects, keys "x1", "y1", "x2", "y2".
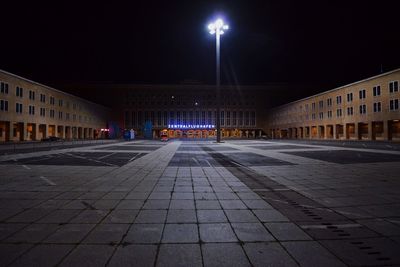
[
  {"x1": 216, "y1": 28, "x2": 221, "y2": 142},
  {"x1": 208, "y1": 19, "x2": 228, "y2": 143}
]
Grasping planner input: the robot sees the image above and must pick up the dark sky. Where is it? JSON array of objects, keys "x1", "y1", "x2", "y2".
[{"x1": 1, "y1": 1, "x2": 399, "y2": 100}]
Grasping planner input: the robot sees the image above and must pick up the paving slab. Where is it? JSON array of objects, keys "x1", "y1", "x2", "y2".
[
  {"x1": 1, "y1": 139, "x2": 400, "y2": 266},
  {"x1": 108, "y1": 244, "x2": 157, "y2": 267}
]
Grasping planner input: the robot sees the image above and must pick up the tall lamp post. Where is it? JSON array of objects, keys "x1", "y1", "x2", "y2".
[{"x1": 208, "y1": 19, "x2": 229, "y2": 142}]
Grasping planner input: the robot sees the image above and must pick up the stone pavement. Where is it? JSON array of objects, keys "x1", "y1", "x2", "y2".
[{"x1": 0, "y1": 139, "x2": 400, "y2": 266}]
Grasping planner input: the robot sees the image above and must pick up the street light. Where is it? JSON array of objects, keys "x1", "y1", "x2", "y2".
[{"x1": 208, "y1": 18, "x2": 229, "y2": 142}]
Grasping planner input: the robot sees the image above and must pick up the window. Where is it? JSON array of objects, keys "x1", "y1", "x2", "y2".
[
  {"x1": 151, "y1": 111, "x2": 155, "y2": 125},
  {"x1": 347, "y1": 93, "x2": 353, "y2": 102},
  {"x1": 318, "y1": 100, "x2": 324, "y2": 109},
  {"x1": 347, "y1": 107, "x2": 353, "y2": 116},
  {"x1": 319, "y1": 112, "x2": 323, "y2": 119},
  {"x1": 336, "y1": 96, "x2": 342, "y2": 104},
  {"x1": 50, "y1": 97, "x2": 55, "y2": 105},
  {"x1": 202, "y1": 111, "x2": 206, "y2": 125},
  {"x1": 336, "y1": 108, "x2": 342, "y2": 117},
  {"x1": 389, "y1": 81, "x2": 399, "y2": 93},
  {"x1": 58, "y1": 111, "x2": 63, "y2": 119},
  {"x1": 0, "y1": 100, "x2": 8, "y2": 111},
  {"x1": 305, "y1": 104, "x2": 309, "y2": 111},
  {"x1": 40, "y1": 107, "x2": 45, "y2": 117},
  {"x1": 40, "y1": 94, "x2": 46, "y2": 102},
  {"x1": 359, "y1": 104, "x2": 367, "y2": 114},
  {"x1": 208, "y1": 111, "x2": 212, "y2": 125},
  {"x1": 158, "y1": 111, "x2": 162, "y2": 126},
  {"x1": 163, "y1": 111, "x2": 167, "y2": 126},
  {"x1": 195, "y1": 111, "x2": 200, "y2": 124},
  {"x1": 311, "y1": 102, "x2": 316, "y2": 110},
  {"x1": 221, "y1": 111, "x2": 225, "y2": 126},
  {"x1": 311, "y1": 113, "x2": 316, "y2": 120},
  {"x1": 232, "y1": 111, "x2": 237, "y2": 126},
  {"x1": 0, "y1": 82, "x2": 9, "y2": 94},
  {"x1": 327, "y1": 98, "x2": 332, "y2": 107},
  {"x1": 29, "y1": 105, "x2": 35, "y2": 115},
  {"x1": 16, "y1": 103, "x2": 23, "y2": 113},
  {"x1": 59, "y1": 99, "x2": 63, "y2": 107},
  {"x1": 250, "y1": 111, "x2": 256, "y2": 126},
  {"x1": 238, "y1": 111, "x2": 243, "y2": 126},
  {"x1": 16, "y1": 86, "x2": 23, "y2": 97},
  {"x1": 50, "y1": 109, "x2": 55, "y2": 118},
  {"x1": 359, "y1": 89, "x2": 366, "y2": 99},
  {"x1": 373, "y1": 86, "x2": 381, "y2": 96},
  {"x1": 29, "y1": 90, "x2": 35, "y2": 100},
  {"x1": 373, "y1": 102, "x2": 381, "y2": 112},
  {"x1": 390, "y1": 99, "x2": 399, "y2": 110},
  {"x1": 245, "y1": 111, "x2": 249, "y2": 126},
  {"x1": 73, "y1": 114, "x2": 77, "y2": 122},
  {"x1": 169, "y1": 111, "x2": 174, "y2": 125},
  {"x1": 327, "y1": 110, "x2": 332, "y2": 118}
]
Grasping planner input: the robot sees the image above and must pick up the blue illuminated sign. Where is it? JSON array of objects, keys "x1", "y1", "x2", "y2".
[{"x1": 168, "y1": 124, "x2": 215, "y2": 129}]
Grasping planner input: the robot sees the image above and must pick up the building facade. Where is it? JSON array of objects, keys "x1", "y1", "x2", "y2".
[
  {"x1": 266, "y1": 69, "x2": 400, "y2": 141},
  {"x1": 0, "y1": 70, "x2": 110, "y2": 142},
  {"x1": 111, "y1": 84, "x2": 270, "y2": 139}
]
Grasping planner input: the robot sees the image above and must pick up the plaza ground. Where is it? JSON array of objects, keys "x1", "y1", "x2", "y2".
[{"x1": 0, "y1": 139, "x2": 400, "y2": 266}]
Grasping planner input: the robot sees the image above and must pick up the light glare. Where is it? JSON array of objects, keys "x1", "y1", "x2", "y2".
[{"x1": 208, "y1": 18, "x2": 229, "y2": 35}]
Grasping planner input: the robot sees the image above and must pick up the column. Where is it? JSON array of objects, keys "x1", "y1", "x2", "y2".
[
  {"x1": 333, "y1": 124, "x2": 337, "y2": 139},
  {"x1": 368, "y1": 122, "x2": 373, "y2": 140},
  {"x1": 344, "y1": 124, "x2": 349, "y2": 140},
  {"x1": 60, "y1": 126, "x2": 65, "y2": 139},
  {"x1": 383, "y1": 120, "x2": 389, "y2": 141},
  {"x1": 43, "y1": 124, "x2": 48, "y2": 139},
  {"x1": 34, "y1": 123, "x2": 40, "y2": 141},
  {"x1": 7, "y1": 122, "x2": 14, "y2": 142},
  {"x1": 354, "y1": 123, "x2": 359, "y2": 140},
  {"x1": 21, "y1": 122, "x2": 27, "y2": 141}
]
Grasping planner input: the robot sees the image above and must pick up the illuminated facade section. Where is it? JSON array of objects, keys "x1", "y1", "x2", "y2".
[
  {"x1": 0, "y1": 70, "x2": 110, "y2": 142},
  {"x1": 266, "y1": 68, "x2": 400, "y2": 141},
  {"x1": 117, "y1": 84, "x2": 267, "y2": 139}
]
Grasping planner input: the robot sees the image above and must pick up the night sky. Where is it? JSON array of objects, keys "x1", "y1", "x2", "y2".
[{"x1": 1, "y1": 1, "x2": 399, "y2": 103}]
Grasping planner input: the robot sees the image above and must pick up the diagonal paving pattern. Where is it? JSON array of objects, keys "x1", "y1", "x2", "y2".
[{"x1": 0, "y1": 139, "x2": 399, "y2": 266}]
